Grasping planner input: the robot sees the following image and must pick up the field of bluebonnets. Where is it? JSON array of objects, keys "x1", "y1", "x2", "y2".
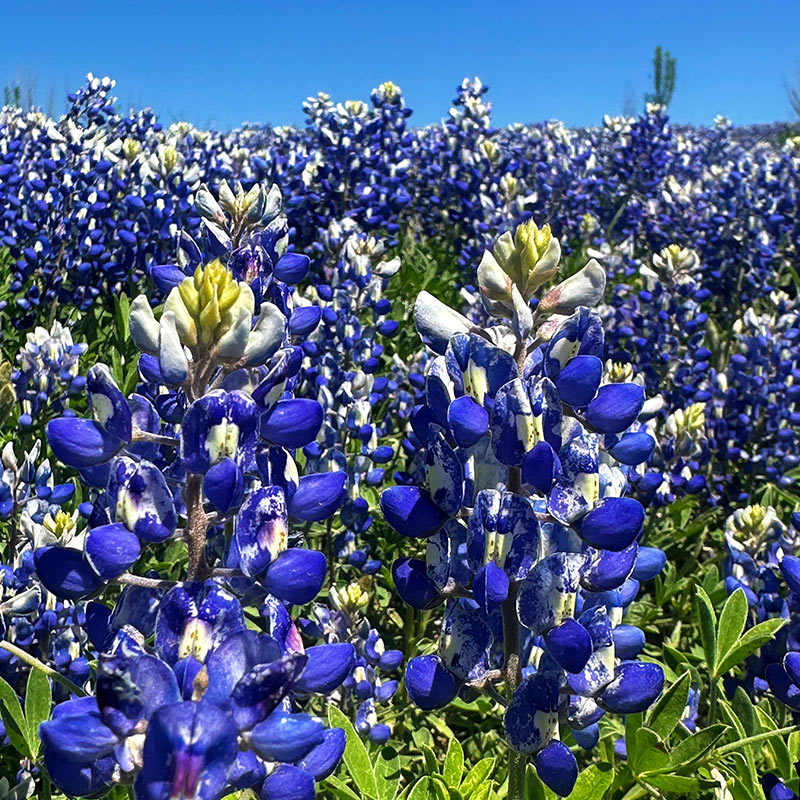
[{"x1": 0, "y1": 72, "x2": 799, "y2": 800}]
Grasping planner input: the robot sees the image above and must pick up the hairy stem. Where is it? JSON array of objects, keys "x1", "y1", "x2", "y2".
[
  {"x1": 115, "y1": 573, "x2": 178, "y2": 589},
  {"x1": 505, "y1": 332, "x2": 528, "y2": 800},
  {"x1": 503, "y1": 568, "x2": 525, "y2": 798},
  {"x1": 184, "y1": 473, "x2": 208, "y2": 581}
]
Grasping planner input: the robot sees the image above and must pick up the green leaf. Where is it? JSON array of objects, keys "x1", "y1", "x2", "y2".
[
  {"x1": 645, "y1": 774, "x2": 719, "y2": 793},
  {"x1": 421, "y1": 744, "x2": 439, "y2": 775},
  {"x1": 695, "y1": 586, "x2": 717, "y2": 673},
  {"x1": 524, "y1": 766, "x2": 548, "y2": 800},
  {"x1": 428, "y1": 714, "x2": 456, "y2": 742},
  {"x1": 408, "y1": 778, "x2": 436, "y2": 800},
  {"x1": 431, "y1": 777, "x2": 455, "y2": 800},
  {"x1": 662, "y1": 644, "x2": 691, "y2": 675},
  {"x1": 114, "y1": 293, "x2": 130, "y2": 343},
  {"x1": 324, "y1": 775, "x2": 362, "y2": 800},
  {"x1": 646, "y1": 671, "x2": 691, "y2": 739},
  {"x1": 110, "y1": 346, "x2": 124, "y2": 387},
  {"x1": 328, "y1": 704, "x2": 378, "y2": 800},
  {"x1": 789, "y1": 731, "x2": 800, "y2": 762},
  {"x1": 731, "y1": 686, "x2": 758, "y2": 736},
  {"x1": 766, "y1": 726, "x2": 794, "y2": 779},
  {"x1": 716, "y1": 588, "x2": 749, "y2": 669},
  {"x1": 469, "y1": 784, "x2": 493, "y2": 800},
  {"x1": 715, "y1": 618, "x2": 787, "y2": 676},
  {"x1": 24, "y1": 667, "x2": 51, "y2": 758},
  {"x1": 412, "y1": 726, "x2": 434, "y2": 750},
  {"x1": 566, "y1": 763, "x2": 613, "y2": 799},
  {"x1": 716, "y1": 701, "x2": 759, "y2": 790},
  {"x1": 443, "y1": 737, "x2": 464, "y2": 787},
  {"x1": 630, "y1": 728, "x2": 669, "y2": 777},
  {"x1": 720, "y1": 752, "x2": 759, "y2": 800},
  {"x1": 667, "y1": 724, "x2": 728, "y2": 769},
  {"x1": 460, "y1": 758, "x2": 495, "y2": 800},
  {"x1": 375, "y1": 745, "x2": 402, "y2": 800},
  {"x1": 624, "y1": 713, "x2": 644, "y2": 766},
  {"x1": 0, "y1": 675, "x2": 29, "y2": 757}
]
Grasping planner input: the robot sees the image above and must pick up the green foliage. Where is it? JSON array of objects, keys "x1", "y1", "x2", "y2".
[
  {"x1": 2, "y1": 227, "x2": 798, "y2": 800},
  {"x1": 0, "y1": 669, "x2": 51, "y2": 764},
  {"x1": 328, "y1": 703, "x2": 380, "y2": 799},
  {"x1": 384, "y1": 234, "x2": 462, "y2": 363},
  {"x1": 696, "y1": 586, "x2": 787, "y2": 681},
  {"x1": 645, "y1": 46, "x2": 677, "y2": 108}
]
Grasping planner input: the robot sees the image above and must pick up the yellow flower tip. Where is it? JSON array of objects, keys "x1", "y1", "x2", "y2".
[
  {"x1": 514, "y1": 219, "x2": 537, "y2": 249},
  {"x1": 340, "y1": 581, "x2": 370, "y2": 613},
  {"x1": 178, "y1": 276, "x2": 200, "y2": 316},
  {"x1": 176, "y1": 260, "x2": 244, "y2": 349},
  {"x1": 46, "y1": 509, "x2": 77, "y2": 540},
  {"x1": 608, "y1": 362, "x2": 634, "y2": 383},
  {"x1": 533, "y1": 223, "x2": 551, "y2": 255}
]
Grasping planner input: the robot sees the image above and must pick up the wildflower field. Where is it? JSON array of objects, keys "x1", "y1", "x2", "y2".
[{"x1": 1, "y1": 74, "x2": 800, "y2": 800}]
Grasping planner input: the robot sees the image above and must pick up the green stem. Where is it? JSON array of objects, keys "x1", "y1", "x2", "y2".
[
  {"x1": 0, "y1": 641, "x2": 86, "y2": 697},
  {"x1": 507, "y1": 752, "x2": 526, "y2": 800},
  {"x1": 714, "y1": 723, "x2": 800, "y2": 758},
  {"x1": 403, "y1": 604, "x2": 416, "y2": 659},
  {"x1": 708, "y1": 677, "x2": 719, "y2": 724}
]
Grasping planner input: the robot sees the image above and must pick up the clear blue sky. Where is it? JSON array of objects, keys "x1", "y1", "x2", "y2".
[{"x1": 4, "y1": 0, "x2": 800, "y2": 129}]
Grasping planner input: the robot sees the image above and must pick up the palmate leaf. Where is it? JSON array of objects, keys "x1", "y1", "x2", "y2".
[{"x1": 715, "y1": 617, "x2": 787, "y2": 677}]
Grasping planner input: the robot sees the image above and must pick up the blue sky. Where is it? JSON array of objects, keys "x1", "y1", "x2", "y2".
[{"x1": 4, "y1": 0, "x2": 800, "y2": 129}]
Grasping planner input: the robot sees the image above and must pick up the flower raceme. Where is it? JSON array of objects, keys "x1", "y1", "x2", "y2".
[
  {"x1": 36, "y1": 187, "x2": 370, "y2": 798},
  {"x1": 383, "y1": 222, "x2": 665, "y2": 797}
]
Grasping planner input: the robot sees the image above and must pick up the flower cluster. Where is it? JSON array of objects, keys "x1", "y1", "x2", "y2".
[
  {"x1": 298, "y1": 218, "x2": 404, "y2": 572},
  {"x1": 381, "y1": 222, "x2": 665, "y2": 796},
  {"x1": 2, "y1": 71, "x2": 800, "y2": 798},
  {"x1": 32, "y1": 184, "x2": 376, "y2": 798},
  {"x1": 302, "y1": 581, "x2": 403, "y2": 744},
  {"x1": 11, "y1": 320, "x2": 87, "y2": 427}
]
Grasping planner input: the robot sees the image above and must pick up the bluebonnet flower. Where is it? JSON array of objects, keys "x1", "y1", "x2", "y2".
[
  {"x1": 715, "y1": 507, "x2": 800, "y2": 710},
  {"x1": 297, "y1": 219, "x2": 403, "y2": 574},
  {"x1": 4, "y1": 69, "x2": 800, "y2": 798},
  {"x1": 36, "y1": 186, "x2": 368, "y2": 798},
  {"x1": 383, "y1": 221, "x2": 664, "y2": 796},
  {"x1": 301, "y1": 581, "x2": 403, "y2": 743},
  {"x1": 0, "y1": 440, "x2": 74, "y2": 523},
  {"x1": 11, "y1": 321, "x2": 86, "y2": 427},
  {"x1": 40, "y1": 585, "x2": 350, "y2": 799}
]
